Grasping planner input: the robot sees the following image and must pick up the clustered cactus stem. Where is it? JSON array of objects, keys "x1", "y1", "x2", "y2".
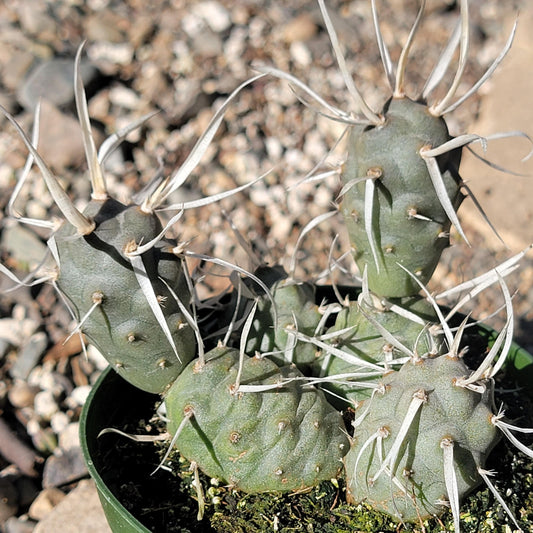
[{"x1": 1, "y1": 1, "x2": 533, "y2": 531}]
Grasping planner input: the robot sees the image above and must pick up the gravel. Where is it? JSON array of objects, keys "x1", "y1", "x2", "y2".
[{"x1": 0, "y1": 0, "x2": 532, "y2": 530}]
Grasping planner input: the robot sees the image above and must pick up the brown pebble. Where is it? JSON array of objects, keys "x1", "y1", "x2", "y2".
[
  {"x1": 43, "y1": 334, "x2": 84, "y2": 364},
  {"x1": 28, "y1": 487, "x2": 65, "y2": 521},
  {"x1": 282, "y1": 13, "x2": 317, "y2": 43},
  {"x1": 8, "y1": 380, "x2": 39, "y2": 409},
  {"x1": 42, "y1": 448, "x2": 88, "y2": 489}
]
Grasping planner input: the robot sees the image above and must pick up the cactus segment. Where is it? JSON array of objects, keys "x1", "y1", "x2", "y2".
[
  {"x1": 344, "y1": 354, "x2": 499, "y2": 521},
  {"x1": 55, "y1": 198, "x2": 196, "y2": 394},
  {"x1": 165, "y1": 345, "x2": 349, "y2": 492},
  {"x1": 215, "y1": 266, "x2": 324, "y2": 368},
  {"x1": 314, "y1": 293, "x2": 443, "y2": 407},
  {"x1": 245, "y1": 277, "x2": 323, "y2": 368},
  {"x1": 340, "y1": 97, "x2": 464, "y2": 297}
]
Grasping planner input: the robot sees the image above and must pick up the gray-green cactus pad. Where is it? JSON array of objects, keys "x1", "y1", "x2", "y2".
[
  {"x1": 245, "y1": 278, "x2": 323, "y2": 367},
  {"x1": 314, "y1": 295, "x2": 442, "y2": 407},
  {"x1": 54, "y1": 198, "x2": 196, "y2": 394},
  {"x1": 340, "y1": 97, "x2": 464, "y2": 297},
  {"x1": 344, "y1": 355, "x2": 499, "y2": 521},
  {"x1": 165, "y1": 345, "x2": 349, "y2": 492}
]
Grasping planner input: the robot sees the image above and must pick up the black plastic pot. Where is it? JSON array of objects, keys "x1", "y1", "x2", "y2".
[{"x1": 79, "y1": 323, "x2": 533, "y2": 533}]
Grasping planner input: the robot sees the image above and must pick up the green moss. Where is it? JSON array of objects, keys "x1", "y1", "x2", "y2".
[
  {"x1": 158, "y1": 358, "x2": 533, "y2": 533},
  {"x1": 165, "y1": 442, "x2": 531, "y2": 533}
]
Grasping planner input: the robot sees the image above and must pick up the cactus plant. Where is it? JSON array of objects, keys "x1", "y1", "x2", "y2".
[
  {"x1": 1, "y1": 1, "x2": 533, "y2": 532},
  {"x1": 257, "y1": 0, "x2": 532, "y2": 529},
  {"x1": 260, "y1": 1, "x2": 531, "y2": 529},
  {"x1": 240, "y1": 266, "x2": 325, "y2": 368},
  {"x1": 259, "y1": 0, "x2": 518, "y2": 298},
  {"x1": 313, "y1": 291, "x2": 443, "y2": 407},
  {"x1": 165, "y1": 344, "x2": 349, "y2": 492},
  {"x1": 339, "y1": 97, "x2": 464, "y2": 297},
  {"x1": 0, "y1": 45, "x2": 266, "y2": 394},
  {"x1": 52, "y1": 197, "x2": 197, "y2": 394},
  {"x1": 344, "y1": 344, "x2": 500, "y2": 522}
]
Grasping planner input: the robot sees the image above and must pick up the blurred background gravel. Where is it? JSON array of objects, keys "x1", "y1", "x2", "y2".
[{"x1": 0, "y1": 0, "x2": 532, "y2": 531}]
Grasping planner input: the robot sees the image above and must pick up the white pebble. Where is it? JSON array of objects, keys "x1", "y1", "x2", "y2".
[
  {"x1": 26, "y1": 418, "x2": 42, "y2": 437},
  {"x1": 69, "y1": 385, "x2": 92, "y2": 407},
  {"x1": 181, "y1": 13, "x2": 204, "y2": 38},
  {"x1": 290, "y1": 41, "x2": 312, "y2": 67},
  {"x1": 58, "y1": 422, "x2": 80, "y2": 451},
  {"x1": 0, "y1": 318, "x2": 38, "y2": 348},
  {"x1": 304, "y1": 130, "x2": 327, "y2": 160},
  {"x1": 0, "y1": 165, "x2": 14, "y2": 189},
  {"x1": 193, "y1": 1, "x2": 231, "y2": 32},
  {"x1": 87, "y1": 344, "x2": 109, "y2": 371},
  {"x1": 8, "y1": 379, "x2": 38, "y2": 408},
  {"x1": 224, "y1": 27, "x2": 247, "y2": 63},
  {"x1": 88, "y1": 42, "x2": 134, "y2": 66},
  {"x1": 28, "y1": 363, "x2": 59, "y2": 392},
  {"x1": 265, "y1": 136, "x2": 283, "y2": 162},
  {"x1": 34, "y1": 390, "x2": 59, "y2": 420},
  {"x1": 108, "y1": 85, "x2": 141, "y2": 110},
  {"x1": 50, "y1": 411, "x2": 70, "y2": 435}
]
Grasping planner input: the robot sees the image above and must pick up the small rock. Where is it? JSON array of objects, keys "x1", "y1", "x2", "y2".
[
  {"x1": 17, "y1": 58, "x2": 97, "y2": 111},
  {"x1": 132, "y1": 62, "x2": 168, "y2": 107},
  {"x1": 27, "y1": 420, "x2": 57, "y2": 455},
  {"x1": 290, "y1": 41, "x2": 312, "y2": 67},
  {"x1": 281, "y1": 13, "x2": 318, "y2": 44},
  {"x1": 10, "y1": 332, "x2": 48, "y2": 381},
  {"x1": 128, "y1": 14, "x2": 154, "y2": 48},
  {"x1": 108, "y1": 84, "x2": 141, "y2": 110},
  {"x1": 27, "y1": 363, "x2": 64, "y2": 393},
  {"x1": 33, "y1": 480, "x2": 111, "y2": 533},
  {"x1": 4, "y1": 516, "x2": 36, "y2": 533},
  {"x1": 224, "y1": 26, "x2": 247, "y2": 65},
  {"x1": 33, "y1": 430, "x2": 58, "y2": 455},
  {"x1": 33, "y1": 390, "x2": 59, "y2": 421},
  {"x1": 0, "y1": 338, "x2": 10, "y2": 360},
  {"x1": 304, "y1": 130, "x2": 327, "y2": 159},
  {"x1": 1, "y1": 223, "x2": 48, "y2": 272},
  {"x1": 181, "y1": 11, "x2": 205, "y2": 38},
  {"x1": 42, "y1": 448, "x2": 88, "y2": 488},
  {"x1": 50, "y1": 412, "x2": 70, "y2": 436},
  {"x1": 265, "y1": 136, "x2": 283, "y2": 161},
  {"x1": 27, "y1": 365, "x2": 50, "y2": 392},
  {"x1": 1, "y1": 50, "x2": 35, "y2": 92},
  {"x1": 87, "y1": 42, "x2": 134, "y2": 74},
  {"x1": 29, "y1": 100, "x2": 87, "y2": 172},
  {"x1": 16, "y1": 3, "x2": 57, "y2": 40},
  {"x1": 86, "y1": 344, "x2": 109, "y2": 372},
  {"x1": 58, "y1": 423, "x2": 80, "y2": 451},
  {"x1": 8, "y1": 379, "x2": 39, "y2": 409},
  {"x1": 192, "y1": 1, "x2": 232, "y2": 33},
  {"x1": 86, "y1": 12, "x2": 126, "y2": 43},
  {"x1": 0, "y1": 91, "x2": 17, "y2": 116},
  {"x1": 66, "y1": 386, "x2": 91, "y2": 409},
  {"x1": 192, "y1": 30, "x2": 223, "y2": 57},
  {"x1": 28, "y1": 488, "x2": 65, "y2": 521},
  {"x1": 48, "y1": 372, "x2": 74, "y2": 397}
]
